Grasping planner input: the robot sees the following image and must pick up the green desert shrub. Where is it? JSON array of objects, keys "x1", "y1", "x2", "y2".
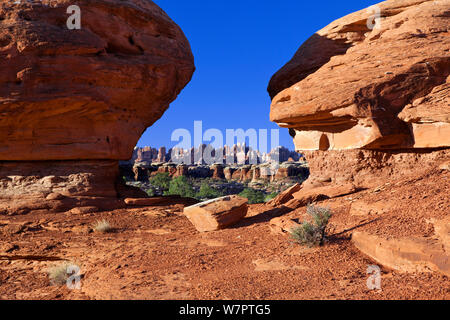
[
  {"x1": 290, "y1": 204, "x2": 332, "y2": 247},
  {"x1": 239, "y1": 188, "x2": 266, "y2": 204},
  {"x1": 196, "y1": 182, "x2": 223, "y2": 200},
  {"x1": 164, "y1": 176, "x2": 196, "y2": 198},
  {"x1": 146, "y1": 187, "x2": 156, "y2": 197},
  {"x1": 264, "y1": 192, "x2": 279, "y2": 202},
  {"x1": 149, "y1": 172, "x2": 172, "y2": 191}
]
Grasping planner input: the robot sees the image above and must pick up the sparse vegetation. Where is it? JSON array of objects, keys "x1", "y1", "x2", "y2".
[
  {"x1": 290, "y1": 204, "x2": 332, "y2": 247},
  {"x1": 164, "y1": 176, "x2": 196, "y2": 198},
  {"x1": 146, "y1": 187, "x2": 156, "y2": 197},
  {"x1": 264, "y1": 192, "x2": 279, "y2": 202},
  {"x1": 239, "y1": 188, "x2": 266, "y2": 204},
  {"x1": 93, "y1": 219, "x2": 113, "y2": 233},
  {"x1": 196, "y1": 182, "x2": 223, "y2": 200},
  {"x1": 149, "y1": 172, "x2": 171, "y2": 191},
  {"x1": 48, "y1": 262, "x2": 75, "y2": 286}
]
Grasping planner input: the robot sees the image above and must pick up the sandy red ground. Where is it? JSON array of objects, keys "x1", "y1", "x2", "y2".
[{"x1": 0, "y1": 168, "x2": 449, "y2": 300}]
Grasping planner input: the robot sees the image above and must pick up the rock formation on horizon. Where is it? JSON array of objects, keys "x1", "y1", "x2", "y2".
[
  {"x1": 0, "y1": 0, "x2": 195, "y2": 214},
  {"x1": 269, "y1": 0, "x2": 449, "y2": 188},
  {"x1": 130, "y1": 144, "x2": 301, "y2": 165}
]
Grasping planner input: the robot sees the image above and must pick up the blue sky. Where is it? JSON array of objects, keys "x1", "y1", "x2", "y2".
[{"x1": 139, "y1": 0, "x2": 378, "y2": 150}]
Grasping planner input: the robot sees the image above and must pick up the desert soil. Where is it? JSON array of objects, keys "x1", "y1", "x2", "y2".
[{"x1": 0, "y1": 169, "x2": 449, "y2": 300}]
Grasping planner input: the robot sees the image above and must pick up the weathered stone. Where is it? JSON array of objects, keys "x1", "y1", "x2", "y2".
[
  {"x1": 211, "y1": 164, "x2": 225, "y2": 179},
  {"x1": 267, "y1": 183, "x2": 302, "y2": 207},
  {"x1": 0, "y1": 160, "x2": 125, "y2": 214},
  {"x1": 269, "y1": 0, "x2": 450, "y2": 151},
  {"x1": 0, "y1": 0, "x2": 194, "y2": 161},
  {"x1": 69, "y1": 206, "x2": 99, "y2": 215},
  {"x1": 0, "y1": 0, "x2": 194, "y2": 213},
  {"x1": 174, "y1": 165, "x2": 188, "y2": 178},
  {"x1": 183, "y1": 195, "x2": 248, "y2": 232},
  {"x1": 302, "y1": 149, "x2": 450, "y2": 189},
  {"x1": 290, "y1": 183, "x2": 358, "y2": 208},
  {"x1": 269, "y1": 216, "x2": 301, "y2": 235},
  {"x1": 125, "y1": 196, "x2": 198, "y2": 207},
  {"x1": 352, "y1": 231, "x2": 450, "y2": 276}
]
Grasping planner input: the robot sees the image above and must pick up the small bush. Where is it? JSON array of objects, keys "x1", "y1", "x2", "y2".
[
  {"x1": 146, "y1": 187, "x2": 156, "y2": 197},
  {"x1": 149, "y1": 172, "x2": 171, "y2": 191},
  {"x1": 264, "y1": 192, "x2": 278, "y2": 202},
  {"x1": 164, "y1": 176, "x2": 196, "y2": 198},
  {"x1": 196, "y1": 182, "x2": 223, "y2": 200},
  {"x1": 93, "y1": 219, "x2": 112, "y2": 233},
  {"x1": 239, "y1": 188, "x2": 266, "y2": 204},
  {"x1": 290, "y1": 204, "x2": 332, "y2": 247},
  {"x1": 48, "y1": 262, "x2": 75, "y2": 286}
]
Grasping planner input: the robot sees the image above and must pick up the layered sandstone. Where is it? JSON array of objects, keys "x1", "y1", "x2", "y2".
[
  {"x1": 269, "y1": 0, "x2": 449, "y2": 152},
  {"x1": 268, "y1": 0, "x2": 450, "y2": 276},
  {"x1": 0, "y1": 0, "x2": 194, "y2": 213}
]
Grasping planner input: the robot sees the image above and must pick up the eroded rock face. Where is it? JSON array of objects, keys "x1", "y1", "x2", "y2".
[
  {"x1": 0, "y1": 160, "x2": 125, "y2": 215},
  {"x1": 0, "y1": 0, "x2": 194, "y2": 160},
  {"x1": 352, "y1": 231, "x2": 449, "y2": 276},
  {"x1": 0, "y1": 0, "x2": 194, "y2": 213},
  {"x1": 269, "y1": 0, "x2": 449, "y2": 151},
  {"x1": 268, "y1": 0, "x2": 450, "y2": 276},
  {"x1": 302, "y1": 148, "x2": 450, "y2": 189}
]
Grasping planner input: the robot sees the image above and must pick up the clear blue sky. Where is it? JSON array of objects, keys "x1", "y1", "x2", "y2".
[{"x1": 138, "y1": 0, "x2": 378, "y2": 150}]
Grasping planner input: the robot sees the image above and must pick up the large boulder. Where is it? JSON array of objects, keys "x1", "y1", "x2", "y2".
[
  {"x1": 269, "y1": 0, "x2": 449, "y2": 152},
  {"x1": 183, "y1": 195, "x2": 248, "y2": 232},
  {"x1": 268, "y1": 0, "x2": 450, "y2": 188},
  {"x1": 268, "y1": 0, "x2": 450, "y2": 276},
  {"x1": 0, "y1": 0, "x2": 194, "y2": 214}
]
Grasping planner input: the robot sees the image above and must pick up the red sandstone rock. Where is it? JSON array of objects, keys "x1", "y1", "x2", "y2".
[
  {"x1": 0, "y1": 0, "x2": 194, "y2": 214},
  {"x1": 269, "y1": 216, "x2": 301, "y2": 235},
  {"x1": 157, "y1": 147, "x2": 167, "y2": 163},
  {"x1": 290, "y1": 183, "x2": 358, "y2": 208},
  {"x1": 183, "y1": 195, "x2": 248, "y2": 232},
  {"x1": 269, "y1": 0, "x2": 449, "y2": 152},
  {"x1": 173, "y1": 165, "x2": 188, "y2": 178},
  {"x1": 211, "y1": 164, "x2": 225, "y2": 179},
  {"x1": 302, "y1": 149, "x2": 450, "y2": 189},
  {"x1": 352, "y1": 231, "x2": 449, "y2": 277},
  {"x1": 267, "y1": 183, "x2": 302, "y2": 207},
  {"x1": 0, "y1": 0, "x2": 194, "y2": 161},
  {"x1": 125, "y1": 196, "x2": 198, "y2": 207}
]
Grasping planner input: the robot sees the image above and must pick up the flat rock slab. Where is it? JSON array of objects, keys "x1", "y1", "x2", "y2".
[
  {"x1": 125, "y1": 197, "x2": 198, "y2": 207},
  {"x1": 289, "y1": 183, "x2": 358, "y2": 208},
  {"x1": 352, "y1": 231, "x2": 450, "y2": 277},
  {"x1": 183, "y1": 195, "x2": 248, "y2": 232}
]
